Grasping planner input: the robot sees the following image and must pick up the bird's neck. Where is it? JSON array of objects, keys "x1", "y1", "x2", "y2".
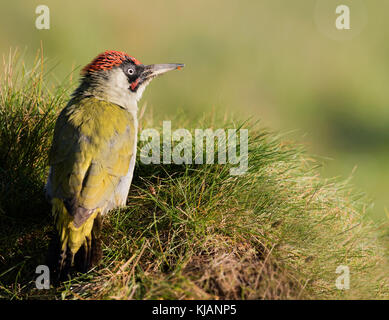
[{"x1": 73, "y1": 68, "x2": 139, "y2": 116}]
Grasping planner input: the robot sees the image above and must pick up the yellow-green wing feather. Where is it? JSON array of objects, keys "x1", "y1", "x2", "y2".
[
  {"x1": 49, "y1": 97, "x2": 135, "y2": 256},
  {"x1": 50, "y1": 96, "x2": 135, "y2": 210}
]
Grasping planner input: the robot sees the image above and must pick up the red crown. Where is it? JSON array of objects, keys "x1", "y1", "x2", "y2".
[{"x1": 82, "y1": 50, "x2": 141, "y2": 74}]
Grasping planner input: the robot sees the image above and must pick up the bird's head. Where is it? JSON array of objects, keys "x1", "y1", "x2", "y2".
[{"x1": 74, "y1": 50, "x2": 184, "y2": 111}]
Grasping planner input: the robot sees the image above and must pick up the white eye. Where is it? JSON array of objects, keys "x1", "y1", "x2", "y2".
[{"x1": 127, "y1": 68, "x2": 135, "y2": 75}]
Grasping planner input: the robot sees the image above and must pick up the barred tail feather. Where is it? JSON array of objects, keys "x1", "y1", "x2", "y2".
[{"x1": 46, "y1": 198, "x2": 103, "y2": 282}]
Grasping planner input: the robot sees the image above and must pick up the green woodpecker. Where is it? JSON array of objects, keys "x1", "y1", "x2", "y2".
[{"x1": 46, "y1": 50, "x2": 184, "y2": 279}]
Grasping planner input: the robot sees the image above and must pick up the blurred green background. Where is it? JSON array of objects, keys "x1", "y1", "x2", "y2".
[{"x1": 0, "y1": 0, "x2": 388, "y2": 221}]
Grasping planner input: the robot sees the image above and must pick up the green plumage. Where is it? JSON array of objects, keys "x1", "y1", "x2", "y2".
[{"x1": 48, "y1": 97, "x2": 136, "y2": 278}]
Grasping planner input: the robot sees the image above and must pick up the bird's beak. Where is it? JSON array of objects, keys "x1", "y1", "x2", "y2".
[{"x1": 142, "y1": 63, "x2": 184, "y2": 79}]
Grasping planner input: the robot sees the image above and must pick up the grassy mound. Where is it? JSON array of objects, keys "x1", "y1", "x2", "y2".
[{"x1": 0, "y1": 51, "x2": 388, "y2": 300}]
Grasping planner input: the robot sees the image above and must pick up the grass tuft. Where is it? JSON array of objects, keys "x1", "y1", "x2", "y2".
[{"x1": 0, "y1": 51, "x2": 388, "y2": 300}]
